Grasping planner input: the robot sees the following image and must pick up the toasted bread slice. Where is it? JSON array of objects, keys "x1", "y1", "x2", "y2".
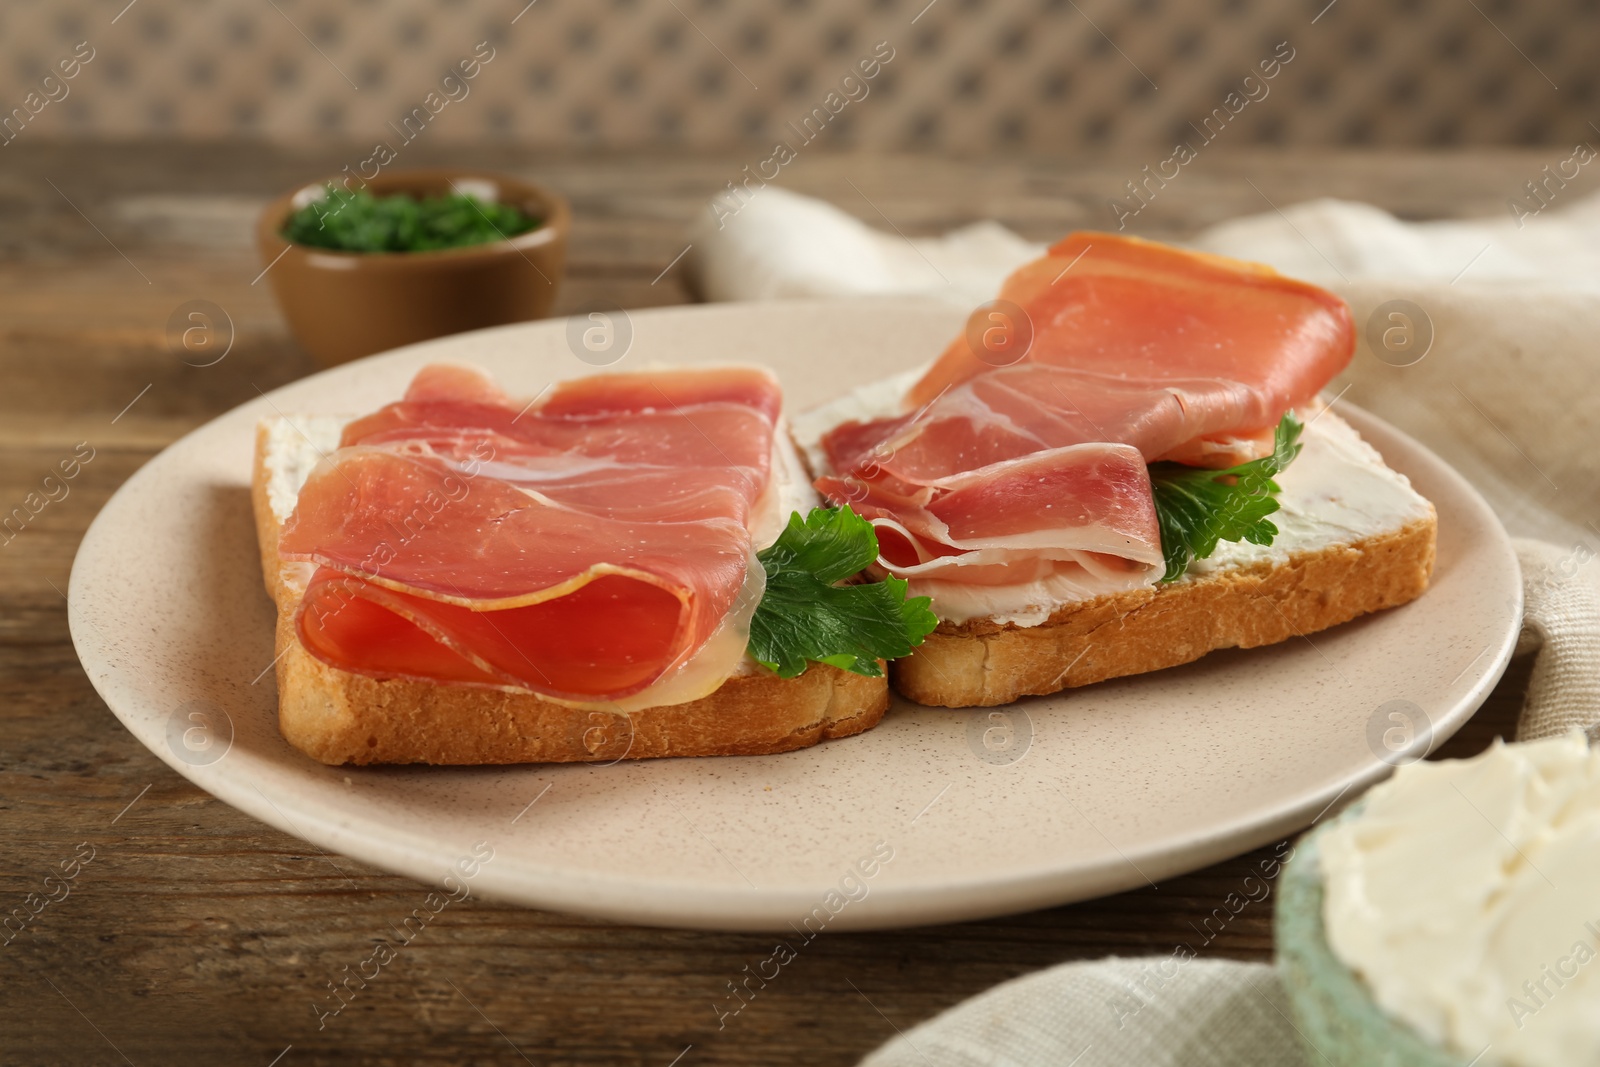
[
  {"x1": 251, "y1": 417, "x2": 887, "y2": 765},
  {"x1": 891, "y1": 515, "x2": 1435, "y2": 706},
  {"x1": 793, "y1": 380, "x2": 1437, "y2": 708}
]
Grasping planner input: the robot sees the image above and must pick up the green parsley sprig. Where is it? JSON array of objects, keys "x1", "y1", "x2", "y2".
[
  {"x1": 282, "y1": 187, "x2": 542, "y2": 253},
  {"x1": 747, "y1": 507, "x2": 938, "y2": 678},
  {"x1": 1149, "y1": 412, "x2": 1305, "y2": 583}
]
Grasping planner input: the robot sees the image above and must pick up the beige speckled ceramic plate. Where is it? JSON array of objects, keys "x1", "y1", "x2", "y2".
[{"x1": 70, "y1": 299, "x2": 1521, "y2": 931}]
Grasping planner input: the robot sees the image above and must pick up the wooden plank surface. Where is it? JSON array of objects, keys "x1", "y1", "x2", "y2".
[{"x1": 0, "y1": 142, "x2": 1538, "y2": 1066}]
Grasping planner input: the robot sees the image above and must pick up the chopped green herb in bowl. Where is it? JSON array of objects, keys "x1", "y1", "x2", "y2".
[{"x1": 281, "y1": 187, "x2": 543, "y2": 254}]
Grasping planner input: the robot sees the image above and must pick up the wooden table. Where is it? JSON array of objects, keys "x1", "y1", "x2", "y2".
[{"x1": 0, "y1": 143, "x2": 1536, "y2": 1066}]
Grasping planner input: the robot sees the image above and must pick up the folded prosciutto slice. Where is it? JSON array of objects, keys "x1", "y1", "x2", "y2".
[
  {"x1": 280, "y1": 363, "x2": 781, "y2": 706},
  {"x1": 816, "y1": 233, "x2": 1354, "y2": 606}
]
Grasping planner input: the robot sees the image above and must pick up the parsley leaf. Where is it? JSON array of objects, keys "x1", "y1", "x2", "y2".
[
  {"x1": 281, "y1": 187, "x2": 542, "y2": 254},
  {"x1": 747, "y1": 507, "x2": 939, "y2": 678},
  {"x1": 1149, "y1": 412, "x2": 1305, "y2": 583}
]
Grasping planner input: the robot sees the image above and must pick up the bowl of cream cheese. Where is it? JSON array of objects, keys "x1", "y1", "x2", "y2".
[{"x1": 1277, "y1": 732, "x2": 1600, "y2": 1067}]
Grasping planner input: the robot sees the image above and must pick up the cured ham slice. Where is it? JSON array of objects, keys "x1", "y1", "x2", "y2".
[
  {"x1": 400, "y1": 362, "x2": 511, "y2": 405},
  {"x1": 823, "y1": 364, "x2": 1270, "y2": 482},
  {"x1": 817, "y1": 441, "x2": 1163, "y2": 595},
  {"x1": 816, "y1": 233, "x2": 1354, "y2": 606},
  {"x1": 281, "y1": 363, "x2": 782, "y2": 705},
  {"x1": 819, "y1": 441, "x2": 1158, "y2": 579},
  {"x1": 903, "y1": 231, "x2": 1353, "y2": 468}
]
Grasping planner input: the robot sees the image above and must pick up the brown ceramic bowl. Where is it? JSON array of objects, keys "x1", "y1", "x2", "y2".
[{"x1": 256, "y1": 168, "x2": 570, "y2": 366}]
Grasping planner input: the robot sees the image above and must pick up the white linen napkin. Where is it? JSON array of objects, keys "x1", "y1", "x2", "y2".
[
  {"x1": 687, "y1": 186, "x2": 1043, "y2": 306},
  {"x1": 1514, "y1": 539, "x2": 1600, "y2": 741},
  {"x1": 688, "y1": 188, "x2": 1600, "y2": 301},
  {"x1": 686, "y1": 187, "x2": 1600, "y2": 1066},
  {"x1": 858, "y1": 958, "x2": 1300, "y2": 1067}
]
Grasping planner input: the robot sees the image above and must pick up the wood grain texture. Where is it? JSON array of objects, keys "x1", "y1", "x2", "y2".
[{"x1": 0, "y1": 142, "x2": 1539, "y2": 1066}]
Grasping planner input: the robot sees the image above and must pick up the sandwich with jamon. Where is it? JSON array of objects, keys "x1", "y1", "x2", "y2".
[
  {"x1": 252, "y1": 363, "x2": 936, "y2": 764},
  {"x1": 795, "y1": 232, "x2": 1437, "y2": 707}
]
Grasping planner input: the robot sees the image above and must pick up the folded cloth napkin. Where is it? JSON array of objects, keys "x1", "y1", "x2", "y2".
[
  {"x1": 1194, "y1": 195, "x2": 1600, "y2": 290},
  {"x1": 687, "y1": 186, "x2": 1043, "y2": 306},
  {"x1": 1514, "y1": 539, "x2": 1600, "y2": 741},
  {"x1": 686, "y1": 187, "x2": 1600, "y2": 1066},
  {"x1": 688, "y1": 188, "x2": 1600, "y2": 302},
  {"x1": 859, "y1": 958, "x2": 1301, "y2": 1067}
]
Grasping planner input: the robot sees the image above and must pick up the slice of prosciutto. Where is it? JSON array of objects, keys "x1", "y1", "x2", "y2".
[
  {"x1": 817, "y1": 233, "x2": 1354, "y2": 608},
  {"x1": 280, "y1": 363, "x2": 782, "y2": 706}
]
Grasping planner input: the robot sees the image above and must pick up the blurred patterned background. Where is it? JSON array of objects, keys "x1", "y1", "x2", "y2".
[{"x1": 2, "y1": 0, "x2": 1597, "y2": 150}]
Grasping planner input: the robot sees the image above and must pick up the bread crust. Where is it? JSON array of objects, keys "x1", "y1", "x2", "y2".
[
  {"x1": 891, "y1": 511, "x2": 1436, "y2": 707},
  {"x1": 251, "y1": 421, "x2": 888, "y2": 766}
]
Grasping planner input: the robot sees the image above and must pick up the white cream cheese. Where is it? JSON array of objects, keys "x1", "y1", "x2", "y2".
[
  {"x1": 752, "y1": 417, "x2": 820, "y2": 549},
  {"x1": 791, "y1": 374, "x2": 1434, "y2": 626},
  {"x1": 789, "y1": 363, "x2": 929, "y2": 473},
  {"x1": 264, "y1": 414, "x2": 346, "y2": 524},
  {"x1": 1182, "y1": 409, "x2": 1433, "y2": 578},
  {"x1": 264, "y1": 414, "x2": 346, "y2": 599},
  {"x1": 1319, "y1": 734, "x2": 1600, "y2": 1066}
]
